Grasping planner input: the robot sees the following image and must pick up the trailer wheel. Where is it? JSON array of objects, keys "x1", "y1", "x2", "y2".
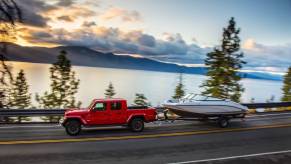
[
  {"x1": 65, "y1": 120, "x2": 81, "y2": 136},
  {"x1": 130, "y1": 118, "x2": 144, "y2": 132},
  {"x1": 218, "y1": 117, "x2": 229, "y2": 128}
]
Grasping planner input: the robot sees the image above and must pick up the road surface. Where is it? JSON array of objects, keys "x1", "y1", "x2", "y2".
[{"x1": 1, "y1": 112, "x2": 291, "y2": 164}]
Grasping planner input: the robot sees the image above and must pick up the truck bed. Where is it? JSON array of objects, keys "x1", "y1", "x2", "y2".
[{"x1": 127, "y1": 106, "x2": 149, "y2": 110}]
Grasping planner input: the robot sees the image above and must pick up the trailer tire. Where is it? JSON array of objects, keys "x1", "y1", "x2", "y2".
[
  {"x1": 129, "y1": 118, "x2": 144, "y2": 132},
  {"x1": 65, "y1": 119, "x2": 81, "y2": 136},
  {"x1": 218, "y1": 117, "x2": 229, "y2": 128}
]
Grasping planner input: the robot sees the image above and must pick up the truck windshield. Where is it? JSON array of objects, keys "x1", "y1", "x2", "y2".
[{"x1": 88, "y1": 100, "x2": 95, "y2": 109}]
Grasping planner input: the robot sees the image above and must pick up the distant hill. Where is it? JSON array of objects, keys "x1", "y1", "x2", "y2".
[{"x1": 3, "y1": 43, "x2": 282, "y2": 81}]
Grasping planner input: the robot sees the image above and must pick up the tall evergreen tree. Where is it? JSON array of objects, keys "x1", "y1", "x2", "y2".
[
  {"x1": 201, "y1": 17, "x2": 246, "y2": 102},
  {"x1": 8, "y1": 69, "x2": 31, "y2": 108},
  {"x1": 172, "y1": 73, "x2": 185, "y2": 99},
  {"x1": 0, "y1": 0, "x2": 22, "y2": 109},
  {"x1": 281, "y1": 67, "x2": 291, "y2": 102},
  {"x1": 133, "y1": 93, "x2": 150, "y2": 106},
  {"x1": 266, "y1": 95, "x2": 275, "y2": 103},
  {"x1": 104, "y1": 82, "x2": 116, "y2": 98},
  {"x1": 8, "y1": 70, "x2": 31, "y2": 122},
  {"x1": 36, "y1": 50, "x2": 81, "y2": 109}
]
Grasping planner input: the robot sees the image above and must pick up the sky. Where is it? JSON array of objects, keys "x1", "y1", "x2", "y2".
[{"x1": 6, "y1": 0, "x2": 291, "y2": 73}]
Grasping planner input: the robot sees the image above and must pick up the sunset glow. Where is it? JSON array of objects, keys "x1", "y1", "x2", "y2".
[{"x1": 4, "y1": 0, "x2": 291, "y2": 72}]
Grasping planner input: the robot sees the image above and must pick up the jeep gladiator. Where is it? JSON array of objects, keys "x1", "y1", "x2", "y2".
[{"x1": 62, "y1": 99, "x2": 157, "y2": 135}]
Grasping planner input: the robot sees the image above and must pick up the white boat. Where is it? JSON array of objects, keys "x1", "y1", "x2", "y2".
[{"x1": 163, "y1": 93, "x2": 248, "y2": 118}]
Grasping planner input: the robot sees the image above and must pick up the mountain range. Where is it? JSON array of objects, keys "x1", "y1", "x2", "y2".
[{"x1": 3, "y1": 43, "x2": 282, "y2": 81}]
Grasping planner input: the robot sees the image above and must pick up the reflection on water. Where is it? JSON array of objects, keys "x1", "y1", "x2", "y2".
[{"x1": 8, "y1": 61, "x2": 283, "y2": 107}]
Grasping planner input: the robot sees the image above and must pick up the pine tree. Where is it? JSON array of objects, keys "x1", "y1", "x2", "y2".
[
  {"x1": 105, "y1": 82, "x2": 116, "y2": 98},
  {"x1": 281, "y1": 67, "x2": 291, "y2": 102},
  {"x1": 36, "y1": 50, "x2": 81, "y2": 122},
  {"x1": 8, "y1": 70, "x2": 31, "y2": 108},
  {"x1": 0, "y1": 0, "x2": 22, "y2": 109},
  {"x1": 250, "y1": 97, "x2": 255, "y2": 103},
  {"x1": 201, "y1": 17, "x2": 246, "y2": 102},
  {"x1": 133, "y1": 93, "x2": 150, "y2": 106},
  {"x1": 266, "y1": 95, "x2": 275, "y2": 103},
  {"x1": 8, "y1": 70, "x2": 31, "y2": 122},
  {"x1": 172, "y1": 73, "x2": 185, "y2": 99}
]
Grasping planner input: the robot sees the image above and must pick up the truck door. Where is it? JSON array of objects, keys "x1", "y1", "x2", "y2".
[
  {"x1": 110, "y1": 101, "x2": 127, "y2": 124},
  {"x1": 87, "y1": 102, "x2": 111, "y2": 125}
]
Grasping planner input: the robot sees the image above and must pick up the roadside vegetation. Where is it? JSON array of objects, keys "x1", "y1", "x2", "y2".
[
  {"x1": 105, "y1": 82, "x2": 116, "y2": 98},
  {"x1": 133, "y1": 93, "x2": 150, "y2": 106},
  {"x1": 172, "y1": 73, "x2": 185, "y2": 99},
  {"x1": 281, "y1": 67, "x2": 291, "y2": 102},
  {"x1": 35, "y1": 50, "x2": 81, "y2": 122},
  {"x1": 7, "y1": 70, "x2": 31, "y2": 122},
  {"x1": 0, "y1": 0, "x2": 22, "y2": 109},
  {"x1": 201, "y1": 17, "x2": 245, "y2": 102}
]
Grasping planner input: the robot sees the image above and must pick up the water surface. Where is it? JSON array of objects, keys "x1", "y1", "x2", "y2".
[{"x1": 8, "y1": 61, "x2": 283, "y2": 107}]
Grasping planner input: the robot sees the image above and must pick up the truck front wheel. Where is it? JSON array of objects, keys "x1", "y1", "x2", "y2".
[
  {"x1": 65, "y1": 120, "x2": 81, "y2": 136},
  {"x1": 130, "y1": 118, "x2": 144, "y2": 132}
]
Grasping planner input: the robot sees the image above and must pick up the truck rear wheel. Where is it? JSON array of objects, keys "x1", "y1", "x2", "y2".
[
  {"x1": 130, "y1": 118, "x2": 144, "y2": 132},
  {"x1": 65, "y1": 120, "x2": 81, "y2": 136}
]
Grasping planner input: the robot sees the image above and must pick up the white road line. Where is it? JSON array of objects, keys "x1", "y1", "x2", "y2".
[{"x1": 168, "y1": 149, "x2": 291, "y2": 164}]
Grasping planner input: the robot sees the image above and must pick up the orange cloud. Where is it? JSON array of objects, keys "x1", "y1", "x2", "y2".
[
  {"x1": 243, "y1": 38, "x2": 257, "y2": 50},
  {"x1": 100, "y1": 7, "x2": 142, "y2": 22}
]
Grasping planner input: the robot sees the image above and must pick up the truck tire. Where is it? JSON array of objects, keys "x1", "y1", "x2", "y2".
[
  {"x1": 218, "y1": 117, "x2": 229, "y2": 128},
  {"x1": 130, "y1": 118, "x2": 144, "y2": 132},
  {"x1": 65, "y1": 120, "x2": 81, "y2": 136}
]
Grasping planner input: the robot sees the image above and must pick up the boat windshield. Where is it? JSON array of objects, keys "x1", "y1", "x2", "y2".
[
  {"x1": 181, "y1": 93, "x2": 193, "y2": 99},
  {"x1": 181, "y1": 94, "x2": 223, "y2": 101},
  {"x1": 205, "y1": 97, "x2": 223, "y2": 101},
  {"x1": 181, "y1": 94, "x2": 206, "y2": 101},
  {"x1": 192, "y1": 95, "x2": 207, "y2": 101}
]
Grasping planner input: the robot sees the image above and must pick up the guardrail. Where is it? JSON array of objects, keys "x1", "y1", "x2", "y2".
[
  {"x1": 242, "y1": 102, "x2": 291, "y2": 108},
  {"x1": 0, "y1": 109, "x2": 65, "y2": 116},
  {"x1": 0, "y1": 102, "x2": 290, "y2": 117}
]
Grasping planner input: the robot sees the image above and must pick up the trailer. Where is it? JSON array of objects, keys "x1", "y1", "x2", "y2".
[
  {"x1": 161, "y1": 94, "x2": 248, "y2": 128},
  {"x1": 158, "y1": 108, "x2": 246, "y2": 128}
]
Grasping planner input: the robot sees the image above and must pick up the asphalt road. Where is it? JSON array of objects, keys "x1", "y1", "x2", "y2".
[{"x1": 1, "y1": 113, "x2": 291, "y2": 164}]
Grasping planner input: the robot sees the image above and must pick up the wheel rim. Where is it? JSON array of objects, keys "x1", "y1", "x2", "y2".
[
  {"x1": 68, "y1": 122, "x2": 79, "y2": 134},
  {"x1": 134, "y1": 121, "x2": 142, "y2": 130},
  {"x1": 221, "y1": 119, "x2": 227, "y2": 127}
]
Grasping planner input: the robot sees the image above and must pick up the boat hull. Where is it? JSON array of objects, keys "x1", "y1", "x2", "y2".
[{"x1": 164, "y1": 104, "x2": 247, "y2": 118}]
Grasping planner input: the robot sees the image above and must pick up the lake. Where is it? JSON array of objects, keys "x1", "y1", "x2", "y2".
[{"x1": 8, "y1": 61, "x2": 283, "y2": 107}]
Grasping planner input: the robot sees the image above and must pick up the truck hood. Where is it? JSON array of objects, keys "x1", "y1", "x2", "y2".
[{"x1": 65, "y1": 108, "x2": 89, "y2": 116}]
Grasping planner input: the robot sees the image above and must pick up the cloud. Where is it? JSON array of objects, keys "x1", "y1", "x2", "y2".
[
  {"x1": 82, "y1": 21, "x2": 97, "y2": 27},
  {"x1": 16, "y1": 0, "x2": 55, "y2": 27},
  {"x1": 43, "y1": 5, "x2": 96, "y2": 23},
  {"x1": 56, "y1": 0, "x2": 75, "y2": 6},
  {"x1": 100, "y1": 7, "x2": 142, "y2": 22},
  {"x1": 12, "y1": 1, "x2": 290, "y2": 72},
  {"x1": 138, "y1": 34, "x2": 156, "y2": 47},
  {"x1": 19, "y1": 24, "x2": 206, "y2": 63},
  {"x1": 57, "y1": 15, "x2": 74, "y2": 22},
  {"x1": 16, "y1": 0, "x2": 97, "y2": 28},
  {"x1": 242, "y1": 38, "x2": 291, "y2": 71}
]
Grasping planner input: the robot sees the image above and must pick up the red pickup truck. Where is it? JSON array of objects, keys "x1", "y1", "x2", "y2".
[{"x1": 61, "y1": 98, "x2": 157, "y2": 135}]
